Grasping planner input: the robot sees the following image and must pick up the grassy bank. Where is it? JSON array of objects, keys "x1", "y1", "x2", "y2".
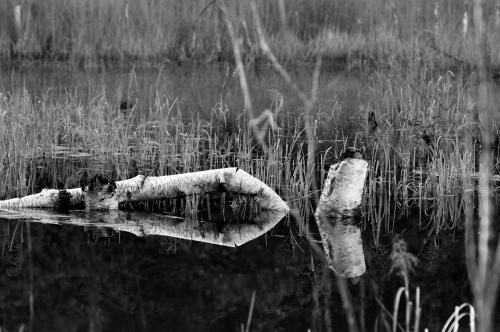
[{"x1": 2, "y1": 0, "x2": 500, "y2": 68}]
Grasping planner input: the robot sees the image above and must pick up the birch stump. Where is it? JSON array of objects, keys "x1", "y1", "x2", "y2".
[{"x1": 314, "y1": 157, "x2": 368, "y2": 278}]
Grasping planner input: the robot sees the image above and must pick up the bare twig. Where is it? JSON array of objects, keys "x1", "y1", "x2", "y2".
[
  {"x1": 336, "y1": 277, "x2": 360, "y2": 332},
  {"x1": 249, "y1": 3, "x2": 365, "y2": 332},
  {"x1": 245, "y1": 291, "x2": 256, "y2": 332},
  {"x1": 250, "y1": 1, "x2": 321, "y2": 201},
  {"x1": 250, "y1": 2, "x2": 308, "y2": 103},
  {"x1": 220, "y1": 6, "x2": 254, "y2": 119},
  {"x1": 220, "y1": 4, "x2": 278, "y2": 152},
  {"x1": 26, "y1": 223, "x2": 35, "y2": 332}
]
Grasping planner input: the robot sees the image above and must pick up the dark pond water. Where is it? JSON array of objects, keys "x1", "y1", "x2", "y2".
[
  {"x1": 0, "y1": 206, "x2": 470, "y2": 332},
  {"x1": 0, "y1": 64, "x2": 480, "y2": 331}
]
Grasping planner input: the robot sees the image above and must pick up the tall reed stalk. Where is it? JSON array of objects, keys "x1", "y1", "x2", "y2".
[{"x1": 463, "y1": 1, "x2": 500, "y2": 331}]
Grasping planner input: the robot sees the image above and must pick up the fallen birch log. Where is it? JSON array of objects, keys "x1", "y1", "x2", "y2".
[
  {"x1": 314, "y1": 157, "x2": 368, "y2": 278},
  {"x1": 0, "y1": 168, "x2": 288, "y2": 212},
  {"x1": 0, "y1": 208, "x2": 287, "y2": 247},
  {"x1": 0, "y1": 188, "x2": 85, "y2": 209}
]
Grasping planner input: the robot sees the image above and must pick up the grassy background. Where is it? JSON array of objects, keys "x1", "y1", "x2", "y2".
[
  {"x1": 1, "y1": 2, "x2": 500, "y2": 330},
  {"x1": 1, "y1": 0, "x2": 500, "y2": 67}
]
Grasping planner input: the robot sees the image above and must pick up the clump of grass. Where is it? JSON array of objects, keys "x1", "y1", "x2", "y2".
[
  {"x1": 388, "y1": 238, "x2": 421, "y2": 332},
  {"x1": 390, "y1": 238, "x2": 419, "y2": 290},
  {"x1": 362, "y1": 62, "x2": 490, "y2": 238},
  {"x1": 441, "y1": 303, "x2": 476, "y2": 332}
]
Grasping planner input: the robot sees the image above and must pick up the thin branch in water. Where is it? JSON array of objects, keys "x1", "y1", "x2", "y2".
[
  {"x1": 250, "y1": 0, "x2": 322, "y2": 201},
  {"x1": 250, "y1": 2, "x2": 308, "y2": 104},
  {"x1": 219, "y1": 5, "x2": 254, "y2": 119},
  {"x1": 336, "y1": 277, "x2": 360, "y2": 332},
  {"x1": 220, "y1": 4, "x2": 274, "y2": 152},
  {"x1": 244, "y1": 291, "x2": 256, "y2": 332},
  {"x1": 26, "y1": 223, "x2": 35, "y2": 332},
  {"x1": 467, "y1": 1, "x2": 500, "y2": 331}
]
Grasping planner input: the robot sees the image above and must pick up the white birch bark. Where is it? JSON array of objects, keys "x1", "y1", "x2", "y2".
[
  {"x1": 0, "y1": 188, "x2": 85, "y2": 208},
  {"x1": 0, "y1": 168, "x2": 288, "y2": 212}
]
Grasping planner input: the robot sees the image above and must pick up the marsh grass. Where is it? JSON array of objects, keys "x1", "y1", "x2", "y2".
[
  {"x1": 360, "y1": 61, "x2": 500, "y2": 241},
  {"x1": 388, "y1": 238, "x2": 421, "y2": 332}
]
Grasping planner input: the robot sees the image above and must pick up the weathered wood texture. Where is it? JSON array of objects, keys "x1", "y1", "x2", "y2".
[
  {"x1": 0, "y1": 168, "x2": 288, "y2": 212},
  {"x1": 314, "y1": 158, "x2": 368, "y2": 278},
  {"x1": 0, "y1": 188, "x2": 84, "y2": 209}
]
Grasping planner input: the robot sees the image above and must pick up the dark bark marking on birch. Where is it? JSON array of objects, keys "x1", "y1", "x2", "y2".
[
  {"x1": 327, "y1": 176, "x2": 336, "y2": 197},
  {"x1": 139, "y1": 175, "x2": 147, "y2": 188},
  {"x1": 56, "y1": 190, "x2": 72, "y2": 210}
]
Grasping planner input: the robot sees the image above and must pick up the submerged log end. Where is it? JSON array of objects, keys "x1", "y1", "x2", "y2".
[{"x1": 227, "y1": 168, "x2": 290, "y2": 212}]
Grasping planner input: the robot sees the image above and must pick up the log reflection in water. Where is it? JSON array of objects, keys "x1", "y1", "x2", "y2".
[{"x1": 0, "y1": 207, "x2": 287, "y2": 247}]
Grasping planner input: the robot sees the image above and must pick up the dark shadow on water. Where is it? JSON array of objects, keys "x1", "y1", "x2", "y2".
[
  {"x1": 0, "y1": 212, "x2": 312, "y2": 332},
  {"x1": 0, "y1": 204, "x2": 479, "y2": 331}
]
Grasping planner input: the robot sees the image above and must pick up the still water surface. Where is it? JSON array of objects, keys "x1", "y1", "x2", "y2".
[{"x1": 0, "y1": 63, "x2": 364, "y2": 122}]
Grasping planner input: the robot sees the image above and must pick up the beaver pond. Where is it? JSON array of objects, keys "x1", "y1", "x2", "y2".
[{"x1": 0, "y1": 64, "x2": 498, "y2": 331}]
